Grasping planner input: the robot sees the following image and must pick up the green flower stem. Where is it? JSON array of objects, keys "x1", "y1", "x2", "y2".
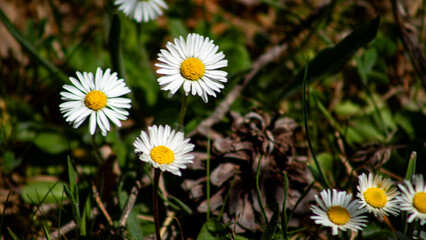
[
  {"x1": 178, "y1": 94, "x2": 188, "y2": 131},
  {"x1": 206, "y1": 137, "x2": 211, "y2": 221},
  {"x1": 91, "y1": 134, "x2": 103, "y2": 164},
  {"x1": 153, "y1": 169, "x2": 161, "y2": 240},
  {"x1": 256, "y1": 156, "x2": 268, "y2": 224}
]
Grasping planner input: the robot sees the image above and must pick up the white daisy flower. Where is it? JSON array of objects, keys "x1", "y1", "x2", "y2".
[
  {"x1": 133, "y1": 125, "x2": 195, "y2": 176},
  {"x1": 114, "y1": 0, "x2": 168, "y2": 23},
  {"x1": 398, "y1": 174, "x2": 426, "y2": 225},
  {"x1": 60, "y1": 68, "x2": 131, "y2": 136},
  {"x1": 155, "y1": 33, "x2": 228, "y2": 103},
  {"x1": 356, "y1": 173, "x2": 400, "y2": 218},
  {"x1": 310, "y1": 189, "x2": 367, "y2": 236}
]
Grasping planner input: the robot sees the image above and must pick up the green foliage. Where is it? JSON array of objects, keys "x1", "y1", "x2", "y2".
[
  {"x1": 260, "y1": 204, "x2": 280, "y2": 240},
  {"x1": 21, "y1": 181, "x2": 64, "y2": 204},
  {"x1": 1, "y1": 1, "x2": 425, "y2": 239},
  {"x1": 0, "y1": 8, "x2": 67, "y2": 82},
  {"x1": 278, "y1": 15, "x2": 381, "y2": 99},
  {"x1": 405, "y1": 151, "x2": 417, "y2": 180},
  {"x1": 197, "y1": 219, "x2": 228, "y2": 240},
  {"x1": 34, "y1": 132, "x2": 70, "y2": 155}
]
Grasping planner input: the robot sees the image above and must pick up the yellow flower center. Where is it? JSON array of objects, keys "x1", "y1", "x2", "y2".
[
  {"x1": 413, "y1": 192, "x2": 426, "y2": 213},
  {"x1": 364, "y1": 187, "x2": 387, "y2": 208},
  {"x1": 84, "y1": 90, "x2": 107, "y2": 111},
  {"x1": 150, "y1": 145, "x2": 174, "y2": 164},
  {"x1": 327, "y1": 206, "x2": 350, "y2": 225},
  {"x1": 180, "y1": 57, "x2": 205, "y2": 80}
]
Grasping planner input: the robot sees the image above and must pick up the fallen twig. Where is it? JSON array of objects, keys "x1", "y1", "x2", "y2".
[
  {"x1": 188, "y1": 43, "x2": 288, "y2": 139},
  {"x1": 43, "y1": 221, "x2": 76, "y2": 240},
  {"x1": 91, "y1": 180, "x2": 113, "y2": 226}
]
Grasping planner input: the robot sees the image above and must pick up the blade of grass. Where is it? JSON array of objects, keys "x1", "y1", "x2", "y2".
[
  {"x1": 288, "y1": 182, "x2": 314, "y2": 222},
  {"x1": 302, "y1": 62, "x2": 328, "y2": 188},
  {"x1": 57, "y1": 188, "x2": 65, "y2": 240},
  {"x1": 403, "y1": 151, "x2": 417, "y2": 235},
  {"x1": 7, "y1": 227, "x2": 19, "y2": 240},
  {"x1": 42, "y1": 224, "x2": 52, "y2": 240},
  {"x1": 0, "y1": 190, "x2": 11, "y2": 237},
  {"x1": 260, "y1": 204, "x2": 280, "y2": 240},
  {"x1": 22, "y1": 182, "x2": 59, "y2": 238},
  {"x1": 169, "y1": 195, "x2": 193, "y2": 215},
  {"x1": 281, "y1": 172, "x2": 289, "y2": 240},
  {"x1": 315, "y1": 98, "x2": 355, "y2": 150},
  {"x1": 256, "y1": 155, "x2": 268, "y2": 224},
  {"x1": 279, "y1": 15, "x2": 380, "y2": 99},
  {"x1": 206, "y1": 137, "x2": 211, "y2": 221},
  {"x1": 404, "y1": 151, "x2": 417, "y2": 180},
  {"x1": 217, "y1": 169, "x2": 239, "y2": 221},
  {"x1": 80, "y1": 196, "x2": 91, "y2": 236},
  {"x1": 67, "y1": 156, "x2": 78, "y2": 199},
  {"x1": 63, "y1": 186, "x2": 81, "y2": 230},
  {"x1": 0, "y1": 8, "x2": 67, "y2": 82}
]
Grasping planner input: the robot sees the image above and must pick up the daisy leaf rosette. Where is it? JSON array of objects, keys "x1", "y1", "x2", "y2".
[
  {"x1": 310, "y1": 189, "x2": 367, "y2": 236},
  {"x1": 155, "y1": 33, "x2": 228, "y2": 103},
  {"x1": 114, "y1": 0, "x2": 167, "y2": 23},
  {"x1": 398, "y1": 174, "x2": 426, "y2": 225},
  {"x1": 133, "y1": 125, "x2": 195, "y2": 176},
  {"x1": 60, "y1": 67, "x2": 131, "y2": 136},
  {"x1": 356, "y1": 173, "x2": 400, "y2": 218}
]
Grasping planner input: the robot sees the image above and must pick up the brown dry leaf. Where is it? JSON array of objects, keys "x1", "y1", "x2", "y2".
[
  {"x1": 197, "y1": 188, "x2": 225, "y2": 213},
  {"x1": 210, "y1": 163, "x2": 239, "y2": 187},
  {"x1": 186, "y1": 109, "x2": 310, "y2": 233}
]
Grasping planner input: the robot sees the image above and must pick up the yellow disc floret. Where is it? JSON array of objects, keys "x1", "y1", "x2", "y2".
[
  {"x1": 364, "y1": 188, "x2": 388, "y2": 208},
  {"x1": 327, "y1": 206, "x2": 350, "y2": 225},
  {"x1": 150, "y1": 145, "x2": 174, "y2": 164},
  {"x1": 180, "y1": 57, "x2": 205, "y2": 80},
  {"x1": 84, "y1": 90, "x2": 107, "y2": 111},
  {"x1": 413, "y1": 192, "x2": 426, "y2": 213}
]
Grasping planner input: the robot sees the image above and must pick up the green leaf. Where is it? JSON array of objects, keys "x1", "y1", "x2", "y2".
[
  {"x1": 34, "y1": 132, "x2": 69, "y2": 155},
  {"x1": 334, "y1": 100, "x2": 363, "y2": 117},
  {"x1": 20, "y1": 181, "x2": 65, "y2": 204},
  {"x1": 356, "y1": 48, "x2": 377, "y2": 82},
  {"x1": 361, "y1": 223, "x2": 394, "y2": 239},
  {"x1": 2, "y1": 151, "x2": 20, "y2": 173},
  {"x1": 278, "y1": 15, "x2": 380, "y2": 99},
  {"x1": 80, "y1": 195, "x2": 91, "y2": 236},
  {"x1": 169, "y1": 18, "x2": 189, "y2": 38},
  {"x1": 395, "y1": 232, "x2": 411, "y2": 240},
  {"x1": 126, "y1": 211, "x2": 144, "y2": 240},
  {"x1": 261, "y1": 204, "x2": 280, "y2": 240},
  {"x1": 0, "y1": 8, "x2": 67, "y2": 82},
  {"x1": 197, "y1": 219, "x2": 228, "y2": 240},
  {"x1": 348, "y1": 117, "x2": 385, "y2": 143},
  {"x1": 404, "y1": 151, "x2": 417, "y2": 180},
  {"x1": 395, "y1": 111, "x2": 415, "y2": 139}
]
